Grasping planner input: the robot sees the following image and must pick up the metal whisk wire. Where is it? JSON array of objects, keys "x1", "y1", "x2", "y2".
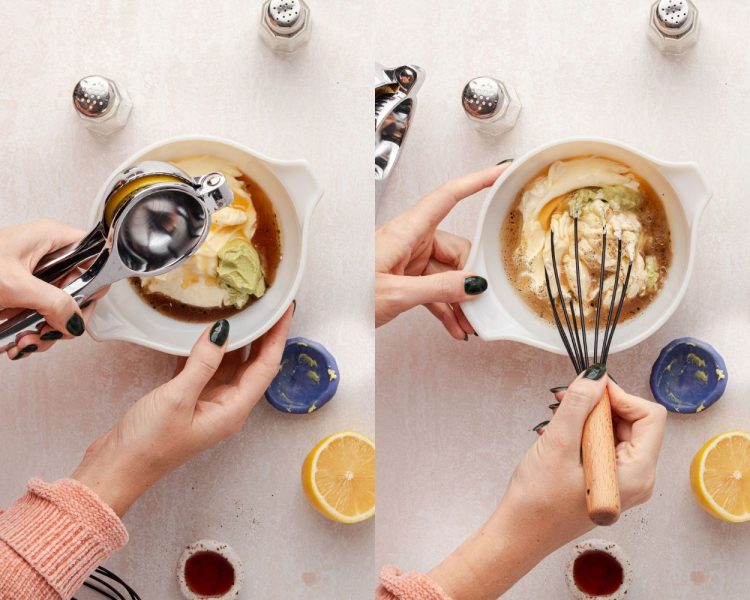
[
  {"x1": 545, "y1": 216, "x2": 632, "y2": 372},
  {"x1": 72, "y1": 566, "x2": 141, "y2": 600}
]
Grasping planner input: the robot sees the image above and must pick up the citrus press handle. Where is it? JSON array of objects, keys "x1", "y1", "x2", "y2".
[
  {"x1": 0, "y1": 252, "x2": 109, "y2": 353},
  {"x1": 32, "y1": 227, "x2": 107, "y2": 284}
]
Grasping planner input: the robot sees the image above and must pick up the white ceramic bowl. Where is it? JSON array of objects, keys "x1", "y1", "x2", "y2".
[
  {"x1": 461, "y1": 137, "x2": 711, "y2": 356},
  {"x1": 87, "y1": 135, "x2": 323, "y2": 355}
]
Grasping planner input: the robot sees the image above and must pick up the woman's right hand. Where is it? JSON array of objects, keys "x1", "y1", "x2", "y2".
[
  {"x1": 0, "y1": 220, "x2": 96, "y2": 359},
  {"x1": 429, "y1": 369, "x2": 667, "y2": 600}
]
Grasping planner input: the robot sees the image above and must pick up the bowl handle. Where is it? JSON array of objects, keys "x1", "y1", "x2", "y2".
[
  {"x1": 460, "y1": 248, "x2": 534, "y2": 342},
  {"x1": 266, "y1": 160, "x2": 323, "y2": 223},
  {"x1": 659, "y1": 162, "x2": 712, "y2": 229}
]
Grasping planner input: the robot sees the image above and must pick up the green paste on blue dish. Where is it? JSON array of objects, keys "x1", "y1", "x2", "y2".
[
  {"x1": 650, "y1": 337, "x2": 727, "y2": 413},
  {"x1": 265, "y1": 337, "x2": 340, "y2": 414}
]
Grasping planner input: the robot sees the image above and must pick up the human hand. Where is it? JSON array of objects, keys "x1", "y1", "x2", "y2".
[
  {"x1": 429, "y1": 369, "x2": 666, "y2": 600},
  {"x1": 0, "y1": 220, "x2": 98, "y2": 360},
  {"x1": 72, "y1": 306, "x2": 294, "y2": 516},
  {"x1": 375, "y1": 162, "x2": 510, "y2": 340}
]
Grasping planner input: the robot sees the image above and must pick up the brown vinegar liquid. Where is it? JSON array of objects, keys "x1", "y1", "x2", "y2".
[
  {"x1": 573, "y1": 550, "x2": 624, "y2": 596},
  {"x1": 184, "y1": 551, "x2": 235, "y2": 596}
]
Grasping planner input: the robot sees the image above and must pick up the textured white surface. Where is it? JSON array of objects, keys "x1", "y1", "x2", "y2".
[
  {"x1": 376, "y1": 1, "x2": 750, "y2": 599},
  {"x1": 0, "y1": 1, "x2": 372, "y2": 598}
]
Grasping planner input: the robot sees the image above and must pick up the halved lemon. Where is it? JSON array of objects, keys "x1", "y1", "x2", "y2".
[
  {"x1": 301, "y1": 431, "x2": 375, "y2": 523},
  {"x1": 690, "y1": 430, "x2": 750, "y2": 523}
]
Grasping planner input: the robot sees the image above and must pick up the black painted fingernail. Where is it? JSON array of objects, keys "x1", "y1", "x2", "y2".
[
  {"x1": 473, "y1": 332, "x2": 478, "y2": 337},
  {"x1": 464, "y1": 276, "x2": 488, "y2": 295},
  {"x1": 532, "y1": 420, "x2": 549, "y2": 432},
  {"x1": 66, "y1": 313, "x2": 85, "y2": 337},
  {"x1": 41, "y1": 331, "x2": 64, "y2": 341},
  {"x1": 550, "y1": 386, "x2": 568, "y2": 393},
  {"x1": 548, "y1": 402, "x2": 560, "y2": 410},
  {"x1": 21, "y1": 344, "x2": 37, "y2": 354},
  {"x1": 583, "y1": 363, "x2": 606, "y2": 380},
  {"x1": 11, "y1": 352, "x2": 26, "y2": 361},
  {"x1": 463, "y1": 333, "x2": 469, "y2": 342},
  {"x1": 79, "y1": 300, "x2": 93, "y2": 310},
  {"x1": 496, "y1": 158, "x2": 514, "y2": 166},
  {"x1": 209, "y1": 319, "x2": 230, "y2": 346},
  {"x1": 292, "y1": 300, "x2": 297, "y2": 315}
]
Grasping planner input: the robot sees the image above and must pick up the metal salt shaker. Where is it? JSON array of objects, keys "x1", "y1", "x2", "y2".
[
  {"x1": 259, "y1": 0, "x2": 311, "y2": 53},
  {"x1": 461, "y1": 77, "x2": 521, "y2": 136},
  {"x1": 648, "y1": 0, "x2": 700, "y2": 55},
  {"x1": 72, "y1": 76, "x2": 133, "y2": 135}
]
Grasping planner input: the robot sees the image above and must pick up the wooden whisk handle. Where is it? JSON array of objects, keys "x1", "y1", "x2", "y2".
[{"x1": 581, "y1": 387, "x2": 621, "y2": 525}]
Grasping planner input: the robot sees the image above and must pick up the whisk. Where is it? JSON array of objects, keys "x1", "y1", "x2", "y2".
[
  {"x1": 72, "y1": 566, "x2": 141, "y2": 600},
  {"x1": 544, "y1": 213, "x2": 634, "y2": 526}
]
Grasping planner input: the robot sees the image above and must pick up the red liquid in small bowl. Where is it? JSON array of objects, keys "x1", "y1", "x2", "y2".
[
  {"x1": 184, "y1": 551, "x2": 235, "y2": 597},
  {"x1": 573, "y1": 549, "x2": 624, "y2": 596}
]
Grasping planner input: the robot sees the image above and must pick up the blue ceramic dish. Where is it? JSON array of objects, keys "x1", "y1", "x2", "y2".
[
  {"x1": 265, "y1": 337, "x2": 340, "y2": 414},
  {"x1": 650, "y1": 337, "x2": 727, "y2": 413}
]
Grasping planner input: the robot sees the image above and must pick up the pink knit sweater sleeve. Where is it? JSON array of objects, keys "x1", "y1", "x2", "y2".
[
  {"x1": 376, "y1": 565, "x2": 452, "y2": 600},
  {"x1": 0, "y1": 478, "x2": 128, "y2": 600}
]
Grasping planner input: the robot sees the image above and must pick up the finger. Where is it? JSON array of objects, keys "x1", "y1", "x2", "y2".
[
  {"x1": 14, "y1": 292, "x2": 101, "y2": 356},
  {"x1": 169, "y1": 320, "x2": 230, "y2": 403},
  {"x1": 233, "y1": 305, "x2": 294, "y2": 406},
  {"x1": 381, "y1": 271, "x2": 487, "y2": 316},
  {"x1": 613, "y1": 415, "x2": 632, "y2": 444},
  {"x1": 13, "y1": 220, "x2": 85, "y2": 265},
  {"x1": 451, "y1": 304, "x2": 475, "y2": 336},
  {"x1": 211, "y1": 350, "x2": 247, "y2": 389},
  {"x1": 545, "y1": 370, "x2": 608, "y2": 450},
  {"x1": 405, "y1": 164, "x2": 509, "y2": 229},
  {"x1": 432, "y1": 230, "x2": 472, "y2": 270},
  {"x1": 424, "y1": 303, "x2": 466, "y2": 340},
  {"x1": 607, "y1": 380, "x2": 667, "y2": 457},
  {"x1": 9, "y1": 270, "x2": 85, "y2": 338}
]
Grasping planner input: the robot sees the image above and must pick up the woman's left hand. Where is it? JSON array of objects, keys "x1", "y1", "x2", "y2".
[
  {"x1": 375, "y1": 164, "x2": 509, "y2": 340},
  {"x1": 72, "y1": 306, "x2": 293, "y2": 516}
]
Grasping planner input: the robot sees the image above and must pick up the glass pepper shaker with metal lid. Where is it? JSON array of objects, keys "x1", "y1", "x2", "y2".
[{"x1": 72, "y1": 75, "x2": 133, "y2": 135}]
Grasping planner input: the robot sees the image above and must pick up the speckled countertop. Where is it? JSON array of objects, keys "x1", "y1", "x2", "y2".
[
  {"x1": 375, "y1": 1, "x2": 750, "y2": 599},
  {"x1": 0, "y1": 1, "x2": 372, "y2": 598}
]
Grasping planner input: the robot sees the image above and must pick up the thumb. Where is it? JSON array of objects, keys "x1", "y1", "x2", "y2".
[
  {"x1": 169, "y1": 320, "x2": 230, "y2": 401},
  {"x1": 386, "y1": 271, "x2": 488, "y2": 314},
  {"x1": 546, "y1": 366, "x2": 608, "y2": 450},
  {"x1": 15, "y1": 273, "x2": 85, "y2": 337}
]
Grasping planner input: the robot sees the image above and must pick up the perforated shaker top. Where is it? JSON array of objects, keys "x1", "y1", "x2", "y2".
[
  {"x1": 655, "y1": 0, "x2": 693, "y2": 33},
  {"x1": 73, "y1": 76, "x2": 114, "y2": 118},
  {"x1": 267, "y1": 0, "x2": 305, "y2": 34},
  {"x1": 462, "y1": 77, "x2": 508, "y2": 120}
]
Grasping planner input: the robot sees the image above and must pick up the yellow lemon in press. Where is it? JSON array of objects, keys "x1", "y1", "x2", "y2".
[
  {"x1": 301, "y1": 431, "x2": 375, "y2": 524},
  {"x1": 690, "y1": 430, "x2": 750, "y2": 523}
]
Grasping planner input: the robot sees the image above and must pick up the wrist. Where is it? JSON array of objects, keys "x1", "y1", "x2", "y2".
[
  {"x1": 429, "y1": 496, "x2": 553, "y2": 600},
  {"x1": 71, "y1": 438, "x2": 158, "y2": 517}
]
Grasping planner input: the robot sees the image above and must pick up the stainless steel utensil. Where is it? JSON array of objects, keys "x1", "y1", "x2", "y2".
[
  {"x1": 73, "y1": 75, "x2": 133, "y2": 135},
  {"x1": 375, "y1": 63, "x2": 425, "y2": 181},
  {"x1": 461, "y1": 76, "x2": 521, "y2": 136},
  {"x1": 0, "y1": 166, "x2": 233, "y2": 352},
  {"x1": 648, "y1": 0, "x2": 700, "y2": 54},
  {"x1": 32, "y1": 161, "x2": 227, "y2": 284},
  {"x1": 259, "y1": 0, "x2": 312, "y2": 53}
]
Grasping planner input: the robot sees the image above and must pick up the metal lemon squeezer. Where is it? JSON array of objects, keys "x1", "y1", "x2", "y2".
[{"x1": 0, "y1": 162, "x2": 234, "y2": 352}]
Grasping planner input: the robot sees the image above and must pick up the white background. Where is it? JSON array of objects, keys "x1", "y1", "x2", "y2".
[
  {"x1": 376, "y1": 1, "x2": 750, "y2": 599},
  {"x1": 0, "y1": 1, "x2": 372, "y2": 598}
]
